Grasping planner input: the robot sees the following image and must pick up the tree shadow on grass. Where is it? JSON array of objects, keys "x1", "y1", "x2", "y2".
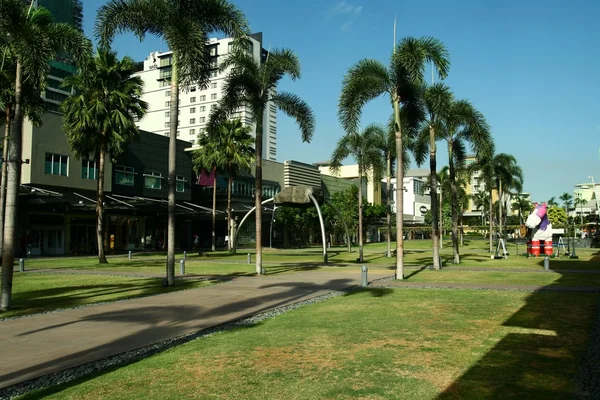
[
  {"x1": 436, "y1": 253, "x2": 600, "y2": 399},
  {"x1": 0, "y1": 277, "x2": 357, "y2": 397}
]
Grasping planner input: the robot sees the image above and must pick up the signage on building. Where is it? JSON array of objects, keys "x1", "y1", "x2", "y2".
[{"x1": 419, "y1": 206, "x2": 428, "y2": 215}]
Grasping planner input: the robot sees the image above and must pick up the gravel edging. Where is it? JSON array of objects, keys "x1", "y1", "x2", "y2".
[
  {"x1": 575, "y1": 303, "x2": 600, "y2": 399},
  {"x1": 0, "y1": 284, "x2": 364, "y2": 399},
  {"x1": 0, "y1": 278, "x2": 231, "y2": 323}
]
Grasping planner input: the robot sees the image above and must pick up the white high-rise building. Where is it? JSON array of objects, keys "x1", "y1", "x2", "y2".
[{"x1": 133, "y1": 32, "x2": 278, "y2": 161}]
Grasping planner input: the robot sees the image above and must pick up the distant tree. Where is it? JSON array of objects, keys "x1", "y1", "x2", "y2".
[{"x1": 547, "y1": 205, "x2": 567, "y2": 227}]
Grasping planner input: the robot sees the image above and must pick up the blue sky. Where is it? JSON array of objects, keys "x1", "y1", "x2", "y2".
[{"x1": 81, "y1": 0, "x2": 600, "y2": 202}]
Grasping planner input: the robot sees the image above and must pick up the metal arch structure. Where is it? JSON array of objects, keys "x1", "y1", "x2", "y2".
[{"x1": 231, "y1": 195, "x2": 351, "y2": 263}]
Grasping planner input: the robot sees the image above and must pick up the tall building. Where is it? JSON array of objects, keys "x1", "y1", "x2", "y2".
[
  {"x1": 133, "y1": 32, "x2": 278, "y2": 161},
  {"x1": 35, "y1": 0, "x2": 82, "y2": 112}
]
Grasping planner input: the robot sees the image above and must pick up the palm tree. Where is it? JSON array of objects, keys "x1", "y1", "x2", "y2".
[
  {"x1": 473, "y1": 190, "x2": 490, "y2": 226},
  {"x1": 547, "y1": 197, "x2": 558, "y2": 207},
  {"x1": 61, "y1": 49, "x2": 148, "y2": 264},
  {"x1": 374, "y1": 118, "x2": 396, "y2": 259},
  {"x1": 512, "y1": 196, "x2": 531, "y2": 225},
  {"x1": 414, "y1": 83, "x2": 453, "y2": 269},
  {"x1": 476, "y1": 153, "x2": 522, "y2": 252},
  {"x1": 96, "y1": 0, "x2": 248, "y2": 285},
  {"x1": 574, "y1": 196, "x2": 587, "y2": 225},
  {"x1": 193, "y1": 119, "x2": 254, "y2": 252},
  {"x1": 439, "y1": 165, "x2": 470, "y2": 245},
  {"x1": 211, "y1": 48, "x2": 315, "y2": 274},
  {"x1": 560, "y1": 192, "x2": 573, "y2": 217},
  {"x1": 331, "y1": 124, "x2": 385, "y2": 262},
  {"x1": 0, "y1": 47, "x2": 44, "y2": 256},
  {"x1": 438, "y1": 100, "x2": 493, "y2": 263},
  {"x1": 338, "y1": 36, "x2": 449, "y2": 279},
  {"x1": 0, "y1": 0, "x2": 90, "y2": 311}
]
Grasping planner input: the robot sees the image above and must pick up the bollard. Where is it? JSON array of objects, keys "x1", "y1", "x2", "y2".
[
  {"x1": 128, "y1": 250, "x2": 132, "y2": 260},
  {"x1": 180, "y1": 259, "x2": 185, "y2": 275},
  {"x1": 183, "y1": 251, "x2": 187, "y2": 261},
  {"x1": 439, "y1": 255, "x2": 443, "y2": 269},
  {"x1": 19, "y1": 258, "x2": 24, "y2": 272},
  {"x1": 361, "y1": 265, "x2": 368, "y2": 287},
  {"x1": 247, "y1": 253, "x2": 251, "y2": 264},
  {"x1": 261, "y1": 268, "x2": 266, "y2": 275},
  {"x1": 544, "y1": 256, "x2": 550, "y2": 271},
  {"x1": 324, "y1": 253, "x2": 328, "y2": 264},
  {"x1": 327, "y1": 242, "x2": 331, "y2": 249}
]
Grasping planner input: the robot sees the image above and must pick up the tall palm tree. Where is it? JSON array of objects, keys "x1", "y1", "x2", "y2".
[
  {"x1": 338, "y1": 36, "x2": 449, "y2": 279},
  {"x1": 96, "y1": 0, "x2": 248, "y2": 285},
  {"x1": 439, "y1": 165, "x2": 470, "y2": 244},
  {"x1": 192, "y1": 119, "x2": 255, "y2": 250},
  {"x1": 331, "y1": 124, "x2": 385, "y2": 262},
  {"x1": 547, "y1": 197, "x2": 558, "y2": 207},
  {"x1": 0, "y1": 47, "x2": 45, "y2": 256},
  {"x1": 512, "y1": 195, "x2": 530, "y2": 225},
  {"x1": 414, "y1": 83, "x2": 453, "y2": 269},
  {"x1": 473, "y1": 190, "x2": 490, "y2": 226},
  {"x1": 193, "y1": 119, "x2": 254, "y2": 252},
  {"x1": 0, "y1": 0, "x2": 90, "y2": 311},
  {"x1": 62, "y1": 49, "x2": 148, "y2": 264},
  {"x1": 211, "y1": 47, "x2": 315, "y2": 274},
  {"x1": 374, "y1": 118, "x2": 396, "y2": 259},
  {"x1": 438, "y1": 100, "x2": 493, "y2": 263},
  {"x1": 560, "y1": 192, "x2": 573, "y2": 217}
]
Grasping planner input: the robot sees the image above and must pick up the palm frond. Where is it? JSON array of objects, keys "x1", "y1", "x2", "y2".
[
  {"x1": 338, "y1": 59, "x2": 390, "y2": 134},
  {"x1": 271, "y1": 91, "x2": 315, "y2": 143}
]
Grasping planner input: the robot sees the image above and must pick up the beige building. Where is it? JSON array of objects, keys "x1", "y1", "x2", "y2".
[{"x1": 316, "y1": 163, "x2": 382, "y2": 205}]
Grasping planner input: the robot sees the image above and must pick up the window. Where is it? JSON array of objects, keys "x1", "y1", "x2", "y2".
[
  {"x1": 44, "y1": 153, "x2": 68, "y2": 176},
  {"x1": 177, "y1": 130, "x2": 180, "y2": 137},
  {"x1": 414, "y1": 180, "x2": 425, "y2": 196},
  {"x1": 211, "y1": 93, "x2": 217, "y2": 100},
  {"x1": 164, "y1": 122, "x2": 170, "y2": 128},
  {"x1": 209, "y1": 60, "x2": 217, "y2": 69},
  {"x1": 81, "y1": 159, "x2": 97, "y2": 180},
  {"x1": 159, "y1": 79, "x2": 170, "y2": 87},
  {"x1": 209, "y1": 46, "x2": 217, "y2": 56},
  {"x1": 189, "y1": 129, "x2": 195, "y2": 136},
  {"x1": 190, "y1": 107, "x2": 196, "y2": 114},
  {"x1": 200, "y1": 95, "x2": 206, "y2": 101},
  {"x1": 115, "y1": 165, "x2": 135, "y2": 186},
  {"x1": 159, "y1": 56, "x2": 172, "y2": 67},
  {"x1": 165, "y1": 90, "x2": 170, "y2": 97},
  {"x1": 190, "y1": 86, "x2": 196, "y2": 92},
  {"x1": 190, "y1": 118, "x2": 196, "y2": 124},
  {"x1": 190, "y1": 97, "x2": 196, "y2": 103},
  {"x1": 210, "y1": 70, "x2": 217, "y2": 78},
  {"x1": 165, "y1": 101, "x2": 171, "y2": 107},
  {"x1": 200, "y1": 117, "x2": 206, "y2": 123},
  {"x1": 176, "y1": 176, "x2": 186, "y2": 192},
  {"x1": 211, "y1": 104, "x2": 217, "y2": 110},
  {"x1": 211, "y1": 82, "x2": 217, "y2": 89},
  {"x1": 190, "y1": 139, "x2": 196, "y2": 145},
  {"x1": 145, "y1": 171, "x2": 162, "y2": 189},
  {"x1": 159, "y1": 66, "x2": 172, "y2": 79},
  {"x1": 200, "y1": 106, "x2": 206, "y2": 112},
  {"x1": 165, "y1": 111, "x2": 170, "y2": 117}
]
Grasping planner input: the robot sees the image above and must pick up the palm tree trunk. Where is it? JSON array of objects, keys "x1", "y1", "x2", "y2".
[
  {"x1": 393, "y1": 98, "x2": 404, "y2": 279},
  {"x1": 254, "y1": 105, "x2": 264, "y2": 275},
  {"x1": 0, "y1": 103, "x2": 11, "y2": 258},
  {"x1": 96, "y1": 139, "x2": 108, "y2": 263},
  {"x1": 448, "y1": 142, "x2": 460, "y2": 264},
  {"x1": 166, "y1": 55, "x2": 179, "y2": 286},
  {"x1": 489, "y1": 189, "x2": 494, "y2": 252},
  {"x1": 358, "y1": 167, "x2": 364, "y2": 263},
  {"x1": 498, "y1": 179, "x2": 503, "y2": 239},
  {"x1": 386, "y1": 153, "x2": 392, "y2": 258},
  {"x1": 227, "y1": 163, "x2": 232, "y2": 252},
  {"x1": 1, "y1": 61, "x2": 23, "y2": 311},
  {"x1": 211, "y1": 167, "x2": 217, "y2": 252},
  {"x1": 429, "y1": 125, "x2": 440, "y2": 270}
]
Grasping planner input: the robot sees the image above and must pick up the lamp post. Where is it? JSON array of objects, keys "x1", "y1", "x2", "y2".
[
  {"x1": 269, "y1": 205, "x2": 278, "y2": 249},
  {"x1": 589, "y1": 176, "x2": 599, "y2": 222}
]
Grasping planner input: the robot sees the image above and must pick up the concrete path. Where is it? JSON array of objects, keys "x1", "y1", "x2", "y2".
[{"x1": 0, "y1": 268, "x2": 391, "y2": 390}]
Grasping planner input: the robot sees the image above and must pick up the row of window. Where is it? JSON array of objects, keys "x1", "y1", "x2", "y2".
[
  {"x1": 167, "y1": 82, "x2": 217, "y2": 96},
  {"x1": 202, "y1": 181, "x2": 279, "y2": 198},
  {"x1": 44, "y1": 153, "x2": 187, "y2": 192}
]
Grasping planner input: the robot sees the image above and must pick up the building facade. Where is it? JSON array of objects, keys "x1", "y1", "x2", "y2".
[{"x1": 133, "y1": 32, "x2": 278, "y2": 160}]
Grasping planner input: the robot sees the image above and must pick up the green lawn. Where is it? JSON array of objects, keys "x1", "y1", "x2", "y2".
[
  {"x1": 405, "y1": 269, "x2": 600, "y2": 287},
  {"x1": 0, "y1": 274, "x2": 218, "y2": 319},
  {"x1": 23, "y1": 288, "x2": 598, "y2": 399}
]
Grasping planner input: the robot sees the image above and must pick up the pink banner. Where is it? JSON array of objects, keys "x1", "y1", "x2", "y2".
[{"x1": 197, "y1": 168, "x2": 216, "y2": 186}]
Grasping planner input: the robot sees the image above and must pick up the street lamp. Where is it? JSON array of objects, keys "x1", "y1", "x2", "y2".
[{"x1": 589, "y1": 176, "x2": 599, "y2": 222}]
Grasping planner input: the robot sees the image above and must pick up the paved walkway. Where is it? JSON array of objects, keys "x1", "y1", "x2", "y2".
[{"x1": 0, "y1": 268, "x2": 391, "y2": 390}]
